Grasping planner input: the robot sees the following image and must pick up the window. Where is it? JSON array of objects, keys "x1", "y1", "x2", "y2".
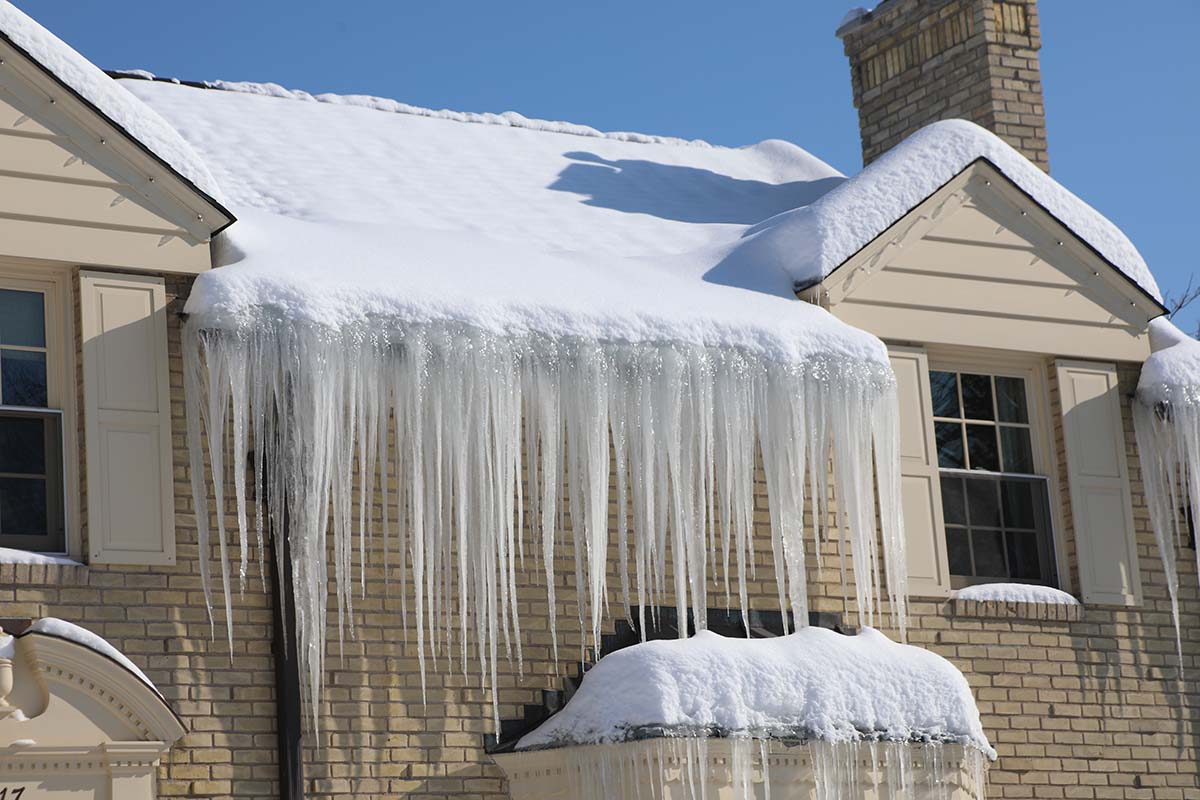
[
  {"x1": 0, "y1": 281, "x2": 66, "y2": 553},
  {"x1": 929, "y1": 369, "x2": 1057, "y2": 586}
]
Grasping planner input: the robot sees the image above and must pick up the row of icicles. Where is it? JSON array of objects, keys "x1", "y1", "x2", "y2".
[
  {"x1": 183, "y1": 318, "x2": 910, "y2": 729},
  {"x1": 548, "y1": 737, "x2": 988, "y2": 800}
]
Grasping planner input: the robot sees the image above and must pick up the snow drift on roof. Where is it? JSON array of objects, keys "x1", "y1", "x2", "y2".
[
  {"x1": 731, "y1": 119, "x2": 1162, "y2": 302},
  {"x1": 516, "y1": 626, "x2": 993, "y2": 756},
  {"x1": 0, "y1": 2, "x2": 222, "y2": 201}
]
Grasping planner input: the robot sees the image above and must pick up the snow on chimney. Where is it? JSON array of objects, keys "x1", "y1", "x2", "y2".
[{"x1": 837, "y1": 0, "x2": 1048, "y2": 171}]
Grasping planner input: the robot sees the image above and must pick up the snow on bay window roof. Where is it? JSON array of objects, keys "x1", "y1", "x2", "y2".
[
  {"x1": 516, "y1": 627, "x2": 993, "y2": 755},
  {"x1": 510, "y1": 627, "x2": 994, "y2": 799}
]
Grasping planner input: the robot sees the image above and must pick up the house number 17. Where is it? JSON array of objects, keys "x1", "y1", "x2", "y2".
[{"x1": 0, "y1": 789, "x2": 26, "y2": 799}]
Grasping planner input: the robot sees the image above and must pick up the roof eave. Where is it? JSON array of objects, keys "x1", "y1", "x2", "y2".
[
  {"x1": 0, "y1": 30, "x2": 235, "y2": 238},
  {"x1": 811, "y1": 156, "x2": 1168, "y2": 318}
]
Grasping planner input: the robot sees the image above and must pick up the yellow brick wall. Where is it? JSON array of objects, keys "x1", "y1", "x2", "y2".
[{"x1": 1, "y1": 274, "x2": 1196, "y2": 799}]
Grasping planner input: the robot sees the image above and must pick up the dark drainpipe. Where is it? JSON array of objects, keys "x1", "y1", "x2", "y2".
[{"x1": 269, "y1": 481, "x2": 305, "y2": 798}]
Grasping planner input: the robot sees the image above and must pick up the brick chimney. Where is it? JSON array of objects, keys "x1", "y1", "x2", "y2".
[{"x1": 837, "y1": 0, "x2": 1048, "y2": 171}]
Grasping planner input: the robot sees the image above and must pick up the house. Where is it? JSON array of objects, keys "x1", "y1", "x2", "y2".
[{"x1": 0, "y1": 0, "x2": 1196, "y2": 798}]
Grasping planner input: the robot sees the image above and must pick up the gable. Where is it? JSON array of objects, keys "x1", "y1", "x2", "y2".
[
  {"x1": 0, "y1": 36, "x2": 227, "y2": 273},
  {"x1": 815, "y1": 162, "x2": 1162, "y2": 362}
]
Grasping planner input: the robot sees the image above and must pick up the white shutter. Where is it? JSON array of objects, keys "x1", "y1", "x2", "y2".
[
  {"x1": 81, "y1": 271, "x2": 175, "y2": 565},
  {"x1": 889, "y1": 346, "x2": 952, "y2": 597},
  {"x1": 1055, "y1": 360, "x2": 1140, "y2": 605}
]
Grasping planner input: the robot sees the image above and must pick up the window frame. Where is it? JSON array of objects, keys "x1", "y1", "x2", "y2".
[
  {"x1": 0, "y1": 259, "x2": 78, "y2": 558},
  {"x1": 926, "y1": 346, "x2": 1068, "y2": 591}
]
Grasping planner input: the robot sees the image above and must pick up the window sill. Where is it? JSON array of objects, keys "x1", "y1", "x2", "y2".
[
  {"x1": 950, "y1": 597, "x2": 1081, "y2": 622},
  {"x1": 0, "y1": 549, "x2": 87, "y2": 585}
]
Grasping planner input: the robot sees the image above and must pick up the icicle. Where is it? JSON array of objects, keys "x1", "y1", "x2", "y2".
[
  {"x1": 183, "y1": 316, "x2": 907, "y2": 728},
  {"x1": 1134, "y1": 388, "x2": 1200, "y2": 675},
  {"x1": 534, "y1": 734, "x2": 987, "y2": 800}
]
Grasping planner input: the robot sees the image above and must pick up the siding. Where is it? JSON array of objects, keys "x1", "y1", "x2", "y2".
[{"x1": 0, "y1": 93, "x2": 209, "y2": 273}]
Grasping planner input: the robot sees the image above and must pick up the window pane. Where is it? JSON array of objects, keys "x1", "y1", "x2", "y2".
[
  {"x1": 1000, "y1": 426, "x2": 1034, "y2": 474},
  {"x1": 0, "y1": 415, "x2": 46, "y2": 474},
  {"x1": 940, "y1": 476, "x2": 966, "y2": 525},
  {"x1": 0, "y1": 476, "x2": 48, "y2": 536},
  {"x1": 1006, "y1": 531, "x2": 1042, "y2": 580},
  {"x1": 965, "y1": 477, "x2": 1001, "y2": 527},
  {"x1": 1, "y1": 350, "x2": 48, "y2": 407},
  {"x1": 971, "y1": 530, "x2": 1007, "y2": 577},
  {"x1": 947, "y1": 529, "x2": 972, "y2": 575},
  {"x1": 936, "y1": 422, "x2": 964, "y2": 469},
  {"x1": 965, "y1": 424, "x2": 999, "y2": 471},
  {"x1": 930, "y1": 371, "x2": 960, "y2": 418},
  {"x1": 995, "y1": 376, "x2": 1028, "y2": 423},
  {"x1": 1001, "y1": 479, "x2": 1036, "y2": 529},
  {"x1": 960, "y1": 374, "x2": 994, "y2": 420},
  {"x1": 0, "y1": 289, "x2": 45, "y2": 347}
]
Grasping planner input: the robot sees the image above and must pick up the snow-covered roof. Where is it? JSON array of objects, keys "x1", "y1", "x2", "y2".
[
  {"x1": 516, "y1": 627, "x2": 993, "y2": 757},
  {"x1": 735, "y1": 119, "x2": 1164, "y2": 304},
  {"x1": 122, "y1": 76, "x2": 891, "y2": 364},
  {"x1": 0, "y1": 2, "x2": 226, "y2": 210},
  {"x1": 115, "y1": 77, "x2": 1163, "y2": 352}
]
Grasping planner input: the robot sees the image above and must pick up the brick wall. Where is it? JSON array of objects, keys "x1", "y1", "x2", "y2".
[
  {"x1": 1, "y1": 274, "x2": 1196, "y2": 798},
  {"x1": 838, "y1": 0, "x2": 1050, "y2": 171}
]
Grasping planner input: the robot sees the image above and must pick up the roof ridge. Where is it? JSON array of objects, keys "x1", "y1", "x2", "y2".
[{"x1": 107, "y1": 69, "x2": 722, "y2": 150}]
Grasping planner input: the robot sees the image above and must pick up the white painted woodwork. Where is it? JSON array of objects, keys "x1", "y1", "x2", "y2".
[
  {"x1": 823, "y1": 163, "x2": 1157, "y2": 363},
  {"x1": 0, "y1": 628, "x2": 183, "y2": 799},
  {"x1": 889, "y1": 346, "x2": 953, "y2": 597},
  {"x1": 80, "y1": 271, "x2": 176, "y2": 566},
  {"x1": 1055, "y1": 360, "x2": 1141, "y2": 606}
]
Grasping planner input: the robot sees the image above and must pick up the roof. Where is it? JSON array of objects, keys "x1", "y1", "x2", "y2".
[
  {"x1": 0, "y1": 2, "x2": 233, "y2": 228},
  {"x1": 732, "y1": 119, "x2": 1164, "y2": 306},
  {"x1": 110, "y1": 76, "x2": 1163, "y2": 368},
  {"x1": 122, "y1": 76, "x2": 891, "y2": 365}
]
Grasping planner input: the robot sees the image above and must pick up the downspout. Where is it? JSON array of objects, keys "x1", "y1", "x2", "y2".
[{"x1": 269, "y1": 487, "x2": 305, "y2": 798}]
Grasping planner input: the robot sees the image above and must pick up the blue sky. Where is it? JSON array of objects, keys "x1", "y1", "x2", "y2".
[{"x1": 16, "y1": 1, "x2": 1199, "y2": 331}]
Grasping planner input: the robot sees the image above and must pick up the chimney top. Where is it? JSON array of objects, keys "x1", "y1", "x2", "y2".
[{"x1": 837, "y1": 0, "x2": 1049, "y2": 171}]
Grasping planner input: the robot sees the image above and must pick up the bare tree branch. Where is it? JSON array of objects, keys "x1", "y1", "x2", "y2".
[{"x1": 1165, "y1": 274, "x2": 1200, "y2": 318}]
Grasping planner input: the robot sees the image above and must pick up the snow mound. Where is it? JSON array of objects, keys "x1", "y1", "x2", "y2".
[
  {"x1": 0, "y1": 2, "x2": 222, "y2": 201},
  {"x1": 517, "y1": 627, "x2": 993, "y2": 757},
  {"x1": 953, "y1": 583, "x2": 1079, "y2": 605},
  {"x1": 25, "y1": 617, "x2": 159, "y2": 695},
  {"x1": 1138, "y1": 317, "x2": 1200, "y2": 404},
  {"x1": 736, "y1": 119, "x2": 1162, "y2": 301}
]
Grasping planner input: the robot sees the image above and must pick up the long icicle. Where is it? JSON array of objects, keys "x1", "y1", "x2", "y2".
[{"x1": 183, "y1": 317, "x2": 907, "y2": 728}]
